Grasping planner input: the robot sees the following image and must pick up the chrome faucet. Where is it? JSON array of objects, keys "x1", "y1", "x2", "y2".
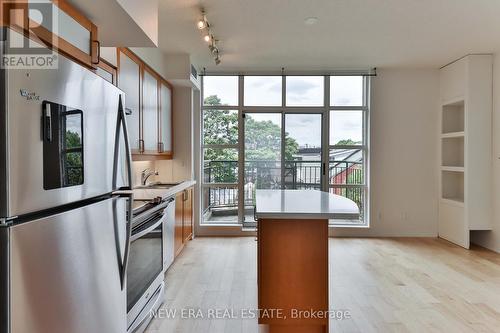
[{"x1": 141, "y1": 168, "x2": 159, "y2": 186}]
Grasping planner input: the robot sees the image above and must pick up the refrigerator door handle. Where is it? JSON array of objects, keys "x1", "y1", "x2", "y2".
[
  {"x1": 113, "y1": 95, "x2": 133, "y2": 191},
  {"x1": 113, "y1": 193, "x2": 132, "y2": 291},
  {"x1": 121, "y1": 193, "x2": 132, "y2": 291}
]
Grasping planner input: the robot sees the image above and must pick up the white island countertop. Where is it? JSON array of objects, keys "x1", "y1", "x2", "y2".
[{"x1": 255, "y1": 189, "x2": 360, "y2": 220}]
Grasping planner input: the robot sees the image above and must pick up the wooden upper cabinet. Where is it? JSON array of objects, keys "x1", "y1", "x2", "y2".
[
  {"x1": 117, "y1": 49, "x2": 142, "y2": 152},
  {"x1": 26, "y1": 0, "x2": 99, "y2": 69},
  {"x1": 115, "y1": 48, "x2": 173, "y2": 160},
  {"x1": 159, "y1": 81, "x2": 173, "y2": 155},
  {"x1": 95, "y1": 59, "x2": 117, "y2": 84},
  {"x1": 142, "y1": 68, "x2": 159, "y2": 153}
]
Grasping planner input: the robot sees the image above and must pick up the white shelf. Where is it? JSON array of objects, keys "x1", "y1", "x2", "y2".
[
  {"x1": 442, "y1": 101, "x2": 464, "y2": 134},
  {"x1": 441, "y1": 131, "x2": 464, "y2": 139},
  {"x1": 442, "y1": 96, "x2": 465, "y2": 107},
  {"x1": 440, "y1": 198, "x2": 465, "y2": 207},
  {"x1": 441, "y1": 169, "x2": 464, "y2": 203},
  {"x1": 441, "y1": 136, "x2": 464, "y2": 167},
  {"x1": 441, "y1": 166, "x2": 464, "y2": 172},
  {"x1": 439, "y1": 55, "x2": 493, "y2": 249}
]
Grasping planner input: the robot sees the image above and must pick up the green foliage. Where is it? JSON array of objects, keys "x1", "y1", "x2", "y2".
[
  {"x1": 65, "y1": 130, "x2": 81, "y2": 149},
  {"x1": 203, "y1": 94, "x2": 300, "y2": 183},
  {"x1": 335, "y1": 139, "x2": 361, "y2": 146},
  {"x1": 65, "y1": 130, "x2": 83, "y2": 185},
  {"x1": 204, "y1": 95, "x2": 223, "y2": 106}
]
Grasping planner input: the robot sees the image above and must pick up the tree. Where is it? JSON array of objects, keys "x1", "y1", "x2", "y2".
[
  {"x1": 335, "y1": 139, "x2": 361, "y2": 146},
  {"x1": 203, "y1": 95, "x2": 299, "y2": 183},
  {"x1": 65, "y1": 130, "x2": 83, "y2": 185}
]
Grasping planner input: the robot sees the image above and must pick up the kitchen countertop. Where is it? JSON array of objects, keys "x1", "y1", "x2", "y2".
[
  {"x1": 133, "y1": 180, "x2": 196, "y2": 201},
  {"x1": 255, "y1": 189, "x2": 360, "y2": 220}
]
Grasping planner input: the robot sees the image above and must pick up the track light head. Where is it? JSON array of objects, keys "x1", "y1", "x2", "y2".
[
  {"x1": 210, "y1": 45, "x2": 219, "y2": 55},
  {"x1": 197, "y1": 10, "x2": 207, "y2": 29}
]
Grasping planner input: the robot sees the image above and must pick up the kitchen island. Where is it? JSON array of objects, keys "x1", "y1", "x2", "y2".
[{"x1": 255, "y1": 190, "x2": 360, "y2": 333}]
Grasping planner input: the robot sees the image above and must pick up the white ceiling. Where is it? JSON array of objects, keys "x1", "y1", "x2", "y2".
[{"x1": 158, "y1": 0, "x2": 500, "y2": 72}]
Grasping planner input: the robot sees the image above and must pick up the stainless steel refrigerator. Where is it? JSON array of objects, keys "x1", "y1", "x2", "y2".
[{"x1": 0, "y1": 28, "x2": 132, "y2": 333}]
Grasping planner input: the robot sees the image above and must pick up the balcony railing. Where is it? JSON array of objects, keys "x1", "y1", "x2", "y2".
[{"x1": 203, "y1": 159, "x2": 363, "y2": 221}]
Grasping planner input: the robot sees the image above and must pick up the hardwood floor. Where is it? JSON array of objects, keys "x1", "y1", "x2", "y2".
[{"x1": 146, "y1": 237, "x2": 500, "y2": 333}]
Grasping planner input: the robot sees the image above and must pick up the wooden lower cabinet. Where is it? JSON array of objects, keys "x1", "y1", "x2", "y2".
[
  {"x1": 258, "y1": 218, "x2": 329, "y2": 332},
  {"x1": 174, "y1": 192, "x2": 184, "y2": 256},
  {"x1": 174, "y1": 187, "x2": 194, "y2": 257}
]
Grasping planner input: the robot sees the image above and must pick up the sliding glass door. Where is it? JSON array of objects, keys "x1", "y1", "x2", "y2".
[
  {"x1": 242, "y1": 112, "x2": 324, "y2": 226},
  {"x1": 243, "y1": 113, "x2": 282, "y2": 224},
  {"x1": 284, "y1": 113, "x2": 323, "y2": 190}
]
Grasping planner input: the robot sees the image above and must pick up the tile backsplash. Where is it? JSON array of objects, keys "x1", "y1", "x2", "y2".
[
  {"x1": 131, "y1": 160, "x2": 175, "y2": 187},
  {"x1": 131, "y1": 161, "x2": 155, "y2": 187}
]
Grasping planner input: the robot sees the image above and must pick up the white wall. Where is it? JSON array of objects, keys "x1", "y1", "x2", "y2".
[
  {"x1": 332, "y1": 69, "x2": 440, "y2": 237},
  {"x1": 129, "y1": 47, "x2": 167, "y2": 79},
  {"x1": 471, "y1": 54, "x2": 500, "y2": 253},
  {"x1": 116, "y1": 0, "x2": 158, "y2": 46}
]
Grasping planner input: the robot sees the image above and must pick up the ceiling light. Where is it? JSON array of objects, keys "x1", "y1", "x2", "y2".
[
  {"x1": 197, "y1": 11, "x2": 207, "y2": 29},
  {"x1": 197, "y1": 8, "x2": 222, "y2": 65},
  {"x1": 304, "y1": 17, "x2": 319, "y2": 25}
]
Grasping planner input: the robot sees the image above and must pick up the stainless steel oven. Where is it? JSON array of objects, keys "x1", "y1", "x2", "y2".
[{"x1": 127, "y1": 197, "x2": 174, "y2": 333}]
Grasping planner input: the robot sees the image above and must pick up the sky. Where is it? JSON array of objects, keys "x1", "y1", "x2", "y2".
[{"x1": 203, "y1": 76, "x2": 364, "y2": 147}]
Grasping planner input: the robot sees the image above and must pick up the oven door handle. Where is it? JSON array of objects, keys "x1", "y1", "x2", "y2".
[
  {"x1": 130, "y1": 215, "x2": 164, "y2": 242},
  {"x1": 128, "y1": 282, "x2": 165, "y2": 333}
]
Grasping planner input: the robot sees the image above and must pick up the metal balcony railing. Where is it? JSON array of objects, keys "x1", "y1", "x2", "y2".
[{"x1": 203, "y1": 160, "x2": 364, "y2": 218}]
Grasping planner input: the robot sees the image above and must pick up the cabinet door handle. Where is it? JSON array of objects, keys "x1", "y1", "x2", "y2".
[{"x1": 92, "y1": 40, "x2": 100, "y2": 65}]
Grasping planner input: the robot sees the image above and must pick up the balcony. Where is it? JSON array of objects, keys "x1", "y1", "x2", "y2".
[{"x1": 203, "y1": 158, "x2": 364, "y2": 224}]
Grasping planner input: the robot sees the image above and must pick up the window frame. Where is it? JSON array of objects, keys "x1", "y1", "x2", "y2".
[{"x1": 200, "y1": 74, "x2": 371, "y2": 227}]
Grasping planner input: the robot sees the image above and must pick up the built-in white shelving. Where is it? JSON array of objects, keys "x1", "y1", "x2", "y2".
[
  {"x1": 441, "y1": 131, "x2": 464, "y2": 139},
  {"x1": 441, "y1": 136, "x2": 464, "y2": 168},
  {"x1": 438, "y1": 55, "x2": 493, "y2": 249},
  {"x1": 441, "y1": 166, "x2": 464, "y2": 172}
]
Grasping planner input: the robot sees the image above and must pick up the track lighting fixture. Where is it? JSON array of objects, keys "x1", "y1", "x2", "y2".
[
  {"x1": 196, "y1": 8, "x2": 221, "y2": 65},
  {"x1": 197, "y1": 13, "x2": 206, "y2": 29}
]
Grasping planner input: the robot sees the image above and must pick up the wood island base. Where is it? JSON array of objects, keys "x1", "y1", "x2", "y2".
[{"x1": 257, "y1": 218, "x2": 329, "y2": 332}]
